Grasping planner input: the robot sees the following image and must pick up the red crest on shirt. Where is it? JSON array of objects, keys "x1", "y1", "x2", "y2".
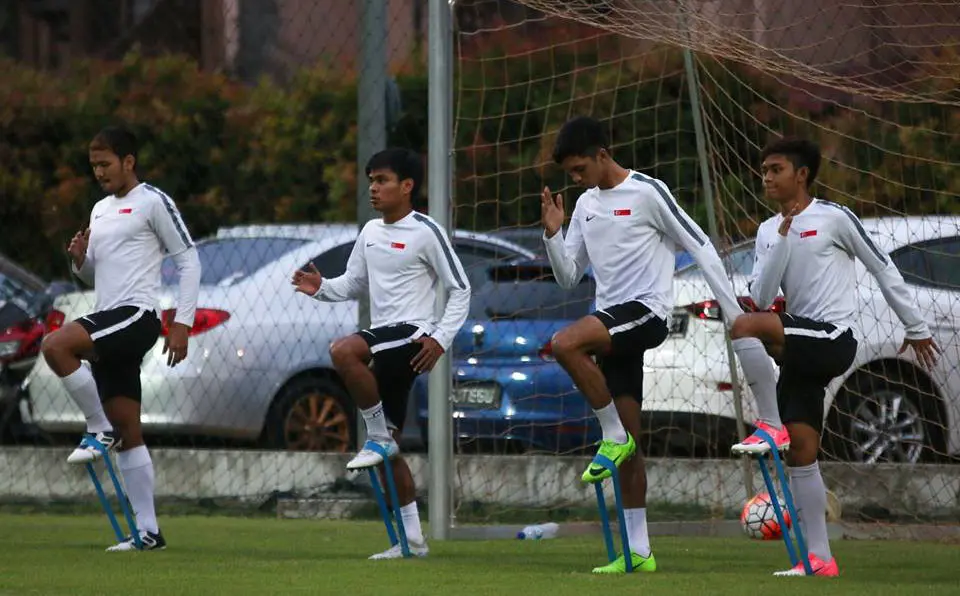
[
  {"x1": 613, "y1": 209, "x2": 631, "y2": 216},
  {"x1": 390, "y1": 242, "x2": 406, "y2": 250},
  {"x1": 800, "y1": 230, "x2": 817, "y2": 238},
  {"x1": 118, "y1": 208, "x2": 133, "y2": 214}
]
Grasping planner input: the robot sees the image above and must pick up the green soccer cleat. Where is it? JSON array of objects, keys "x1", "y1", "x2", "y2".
[
  {"x1": 581, "y1": 434, "x2": 636, "y2": 483},
  {"x1": 592, "y1": 551, "x2": 657, "y2": 574}
]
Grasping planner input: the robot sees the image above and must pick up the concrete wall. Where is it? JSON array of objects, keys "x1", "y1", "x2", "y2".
[{"x1": 2, "y1": 448, "x2": 957, "y2": 519}]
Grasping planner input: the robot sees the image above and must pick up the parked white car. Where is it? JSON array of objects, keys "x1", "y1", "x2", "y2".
[
  {"x1": 22, "y1": 224, "x2": 535, "y2": 451},
  {"x1": 643, "y1": 216, "x2": 960, "y2": 463}
]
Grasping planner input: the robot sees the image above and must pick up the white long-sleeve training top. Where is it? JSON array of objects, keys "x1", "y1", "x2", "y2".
[
  {"x1": 749, "y1": 198, "x2": 930, "y2": 340},
  {"x1": 312, "y1": 211, "x2": 471, "y2": 350},
  {"x1": 74, "y1": 182, "x2": 200, "y2": 327},
  {"x1": 544, "y1": 170, "x2": 743, "y2": 324}
]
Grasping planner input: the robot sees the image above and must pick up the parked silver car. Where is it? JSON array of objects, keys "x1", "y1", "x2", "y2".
[{"x1": 22, "y1": 224, "x2": 535, "y2": 451}]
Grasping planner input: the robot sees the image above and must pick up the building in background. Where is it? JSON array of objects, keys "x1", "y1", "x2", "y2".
[
  {"x1": 5, "y1": 0, "x2": 428, "y2": 82},
  {"x1": 5, "y1": 0, "x2": 960, "y2": 84}
]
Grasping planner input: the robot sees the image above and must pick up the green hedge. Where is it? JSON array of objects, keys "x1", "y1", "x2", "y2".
[{"x1": 1, "y1": 33, "x2": 956, "y2": 281}]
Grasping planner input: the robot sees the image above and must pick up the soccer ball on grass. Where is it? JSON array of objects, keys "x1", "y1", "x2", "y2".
[{"x1": 740, "y1": 491, "x2": 792, "y2": 540}]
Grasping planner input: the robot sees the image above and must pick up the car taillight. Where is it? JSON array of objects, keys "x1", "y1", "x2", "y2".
[
  {"x1": 686, "y1": 297, "x2": 787, "y2": 322},
  {"x1": 0, "y1": 318, "x2": 45, "y2": 362},
  {"x1": 160, "y1": 308, "x2": 230, "y2": 337},
  {"x1": 685, "y1": 300, "x2": 722, "y2": 320},
  {"x1": 737, "y1": 296, "x2": 787, "y2": 314},
  {"x1": 45, "y1": 309, "x2": 66, "y2": 333},
  {"x1": 538, "y1": 340, "x2": 555, "y2": 362},
  {"x1": 18, "y1": 319, "x2": 45, "y2": 357}
]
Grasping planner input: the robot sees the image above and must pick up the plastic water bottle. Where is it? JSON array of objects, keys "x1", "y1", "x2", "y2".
[{"x1": 517, "y1": 522, "x2": 559, "y2": 540}]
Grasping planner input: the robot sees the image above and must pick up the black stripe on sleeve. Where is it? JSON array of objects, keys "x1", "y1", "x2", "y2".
[
  {"x1": 413, "y1": 213, "x2": 467, "y2": 289},
  {"x1": 145, "y1": 185, "x2": 193, "y2": 249},
  {"x1": 819, "y1": 200, "x2": 886, "y2": 263},
  {"x1": 631, "y1": 172, "x2": 706, "y2": 246}
]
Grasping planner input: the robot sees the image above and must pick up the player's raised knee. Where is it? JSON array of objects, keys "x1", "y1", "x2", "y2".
[
  {"x1": 549, "y1": 330, "x2": 580, "y2": 360},
  {"x1": 40, "y1": 328, "x2": 75, "y2": 366},
  {"x1": 39, "y1": 330, "x2": 60, "y2": 359},
  {"x1": 329, "y1": 336, "x2": 364, "y2": 368},
  {"x1": 730, "y1": 314, "x2": 755, "y2": 339}
]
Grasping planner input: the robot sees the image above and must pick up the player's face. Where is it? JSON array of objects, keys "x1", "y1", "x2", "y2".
[
  {"x1": 761, "y1": 154, "x2": 807, "y2": 202},
  {"x1": 560, "y1": 154, "x2": 603, "y2": 188},
  {"x1": 89, "y1": 148, "x2": 134, "y2": 194},
  {"x1": 368, "y1": 168, "x2": 413, "y2": 213}
]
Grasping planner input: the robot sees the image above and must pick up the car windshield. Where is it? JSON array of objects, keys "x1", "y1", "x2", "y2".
[
  {"x1": 0, "y1": 272, "x2": 39, "y2": 312},
  {"x1": 676, "y1": 244, "x2": 756, "y2": 278},
  {"x1": 162, "y1": 238, "x2": 308, "y2": 286},
  {"x1": 470, "y1": 264, "x2": 595, "y2": 320}
]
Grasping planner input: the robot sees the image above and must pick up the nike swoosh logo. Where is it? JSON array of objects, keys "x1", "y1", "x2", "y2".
[
  {"x1": 585, "y1": 215, "x2": 596, "y2": 222},
  {"x1": 94, "y1": 214, "x2": 103, "y2": 219},
  {"x1": 366, "y1": 242, "x2": 375, "y2": 246}
]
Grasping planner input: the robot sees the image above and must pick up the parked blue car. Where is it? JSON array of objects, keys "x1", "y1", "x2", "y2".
[{"x1": 414, "y1": 254, "x2": 689, "y2": 454}]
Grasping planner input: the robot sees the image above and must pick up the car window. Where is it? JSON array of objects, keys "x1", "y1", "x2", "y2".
[
  {"x1": 162, "y1": 238, "x2": 308, "y2": 286},
  {"x1": 302, "y1": 239, "x2": 528, "y2": 289},
  {"x1": 471, "y1": 264, "x2": 595, "y2": 320},
  {"x1": 676, "y1": 244, "x2": 755, "y2": 278},
  {"x1": 927, "y1": 237, "x2": 960, "y2": 289},
  {"x1": 307, "y1": 242, "x2": 355, "y2": 279},
  {"x1": 890, "y1": 245, "x2": 930, "y2": 286},
  {"x1": 0, "y1": 273, "x2": 38, "y2": 313},
  {"x1": 455, "y1": 241, "x2": 528, "y2": 289},
  {"x1": 893, "y1": 236, "x2": 960, "y2": 290}
]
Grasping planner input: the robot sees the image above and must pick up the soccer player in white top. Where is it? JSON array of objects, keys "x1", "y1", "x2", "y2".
[
  {"x1": 292, "y1": 148, "x2": 470, "y2": 560},
  {"x1": 729, "y1": 137, "x2": 940, "y2": 576},
  {"x1": 40, "y1": 125, "x2": 201, "y2": 551},
  {"x1": 542, "y1": 116, "x2": 783, "y2": 574}
]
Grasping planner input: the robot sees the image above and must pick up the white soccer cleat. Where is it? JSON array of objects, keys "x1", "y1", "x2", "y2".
[
  {"x1": 368, "y1": 540, "x2": 429, "y2": 560},
  {"x1": 67, "y1": 431, "x2": 120, "y2": 464},
  {"x1": 346, "y1": 438, "x2": 399, "y2": 470},
  {"x1": 105, "y1": 530, "x2": 166, "y2": 552}
]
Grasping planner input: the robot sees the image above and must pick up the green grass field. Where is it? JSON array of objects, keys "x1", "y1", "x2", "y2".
[{"x1": 0, "y1": 515, "x2": 956, "y2": 595}]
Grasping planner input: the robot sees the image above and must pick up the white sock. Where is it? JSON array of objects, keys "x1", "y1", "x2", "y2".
[
  {"x1": 593, "y1": 402, "x2": 628, "y2": 443},
  {"x1": 360, "y1": 402, "x2": 391, "y2": 442},
  {"x1": 790, "y1": 462, "x2": 831, "y2": 561},
  {"x1": 400, "y1": 501, "x2": 424, "y2": 544},
  {"x1": 732, "y1": 337, "x2": 781, "y2": 428},
  {"x1": 624, "y1": 508, "x2": 650, "y2": 557},
  {"x1": 61, "y1": 365, "x2": 112, "y2": 433},
  {"x1": 117, "y1": 446, "x2": 159, "y2": 534}
]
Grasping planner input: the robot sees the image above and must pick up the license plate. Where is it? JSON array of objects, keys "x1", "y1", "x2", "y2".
[{"x1": 451, "y1": 384, "x2": 500, "y2": 408}]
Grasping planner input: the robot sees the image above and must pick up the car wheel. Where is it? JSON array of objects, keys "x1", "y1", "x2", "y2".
[
  {"x1": 825, "y1": 369, "x2": 945, "y2": 464},
  {"x1": 265, "y1": 376, "x2": 355, "y2": 452}
]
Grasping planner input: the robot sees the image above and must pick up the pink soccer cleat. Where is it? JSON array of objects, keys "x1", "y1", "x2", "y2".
[
  {"x1": 731, "y1": 420, "x2": 790, "y2": 455},
  {"x1": 774, "y1": 553, "x2": 839, "y2": 577}
]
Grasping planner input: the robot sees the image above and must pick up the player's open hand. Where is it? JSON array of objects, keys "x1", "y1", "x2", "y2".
[
  {"x1": 292, "y1": 263, "x2": 323, "y2": 295},
  {"x1": 778, "y1": 206, "x2": 800, "y2": 237},
  {"x1": 67, "y1": 228, "x2": 90, "y2": 267},
  {"x1": 899, "y1": 336, "x2": 941, "y2": 370},
  {"x1": 163, "y1": 322, "x2": 190, "y2": 367},
  {"x1": 541, "y1": 186, "x2": 565, "y2": 238},
  {"x1": 410, "y1": 336, "x2": 444, "y2": 374}
]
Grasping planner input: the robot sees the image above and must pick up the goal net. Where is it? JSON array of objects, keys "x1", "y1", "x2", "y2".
[{"x1": 448, "y1": 0, "x2": 960, "y2": 530}]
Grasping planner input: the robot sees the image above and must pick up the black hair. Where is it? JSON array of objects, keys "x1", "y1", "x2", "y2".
[
  {"x1": 760, "y1": 137, "x2": 821, "y2": 188},
  {"x1": 365, "y1": 147, "x2": 424, "y2": 200},
  {"x1": 552, "y1": 116, "x2": 610, "y2": 164},
  {"x1": 90, "y1": 125, "x2": 139, "y2": 167}
]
